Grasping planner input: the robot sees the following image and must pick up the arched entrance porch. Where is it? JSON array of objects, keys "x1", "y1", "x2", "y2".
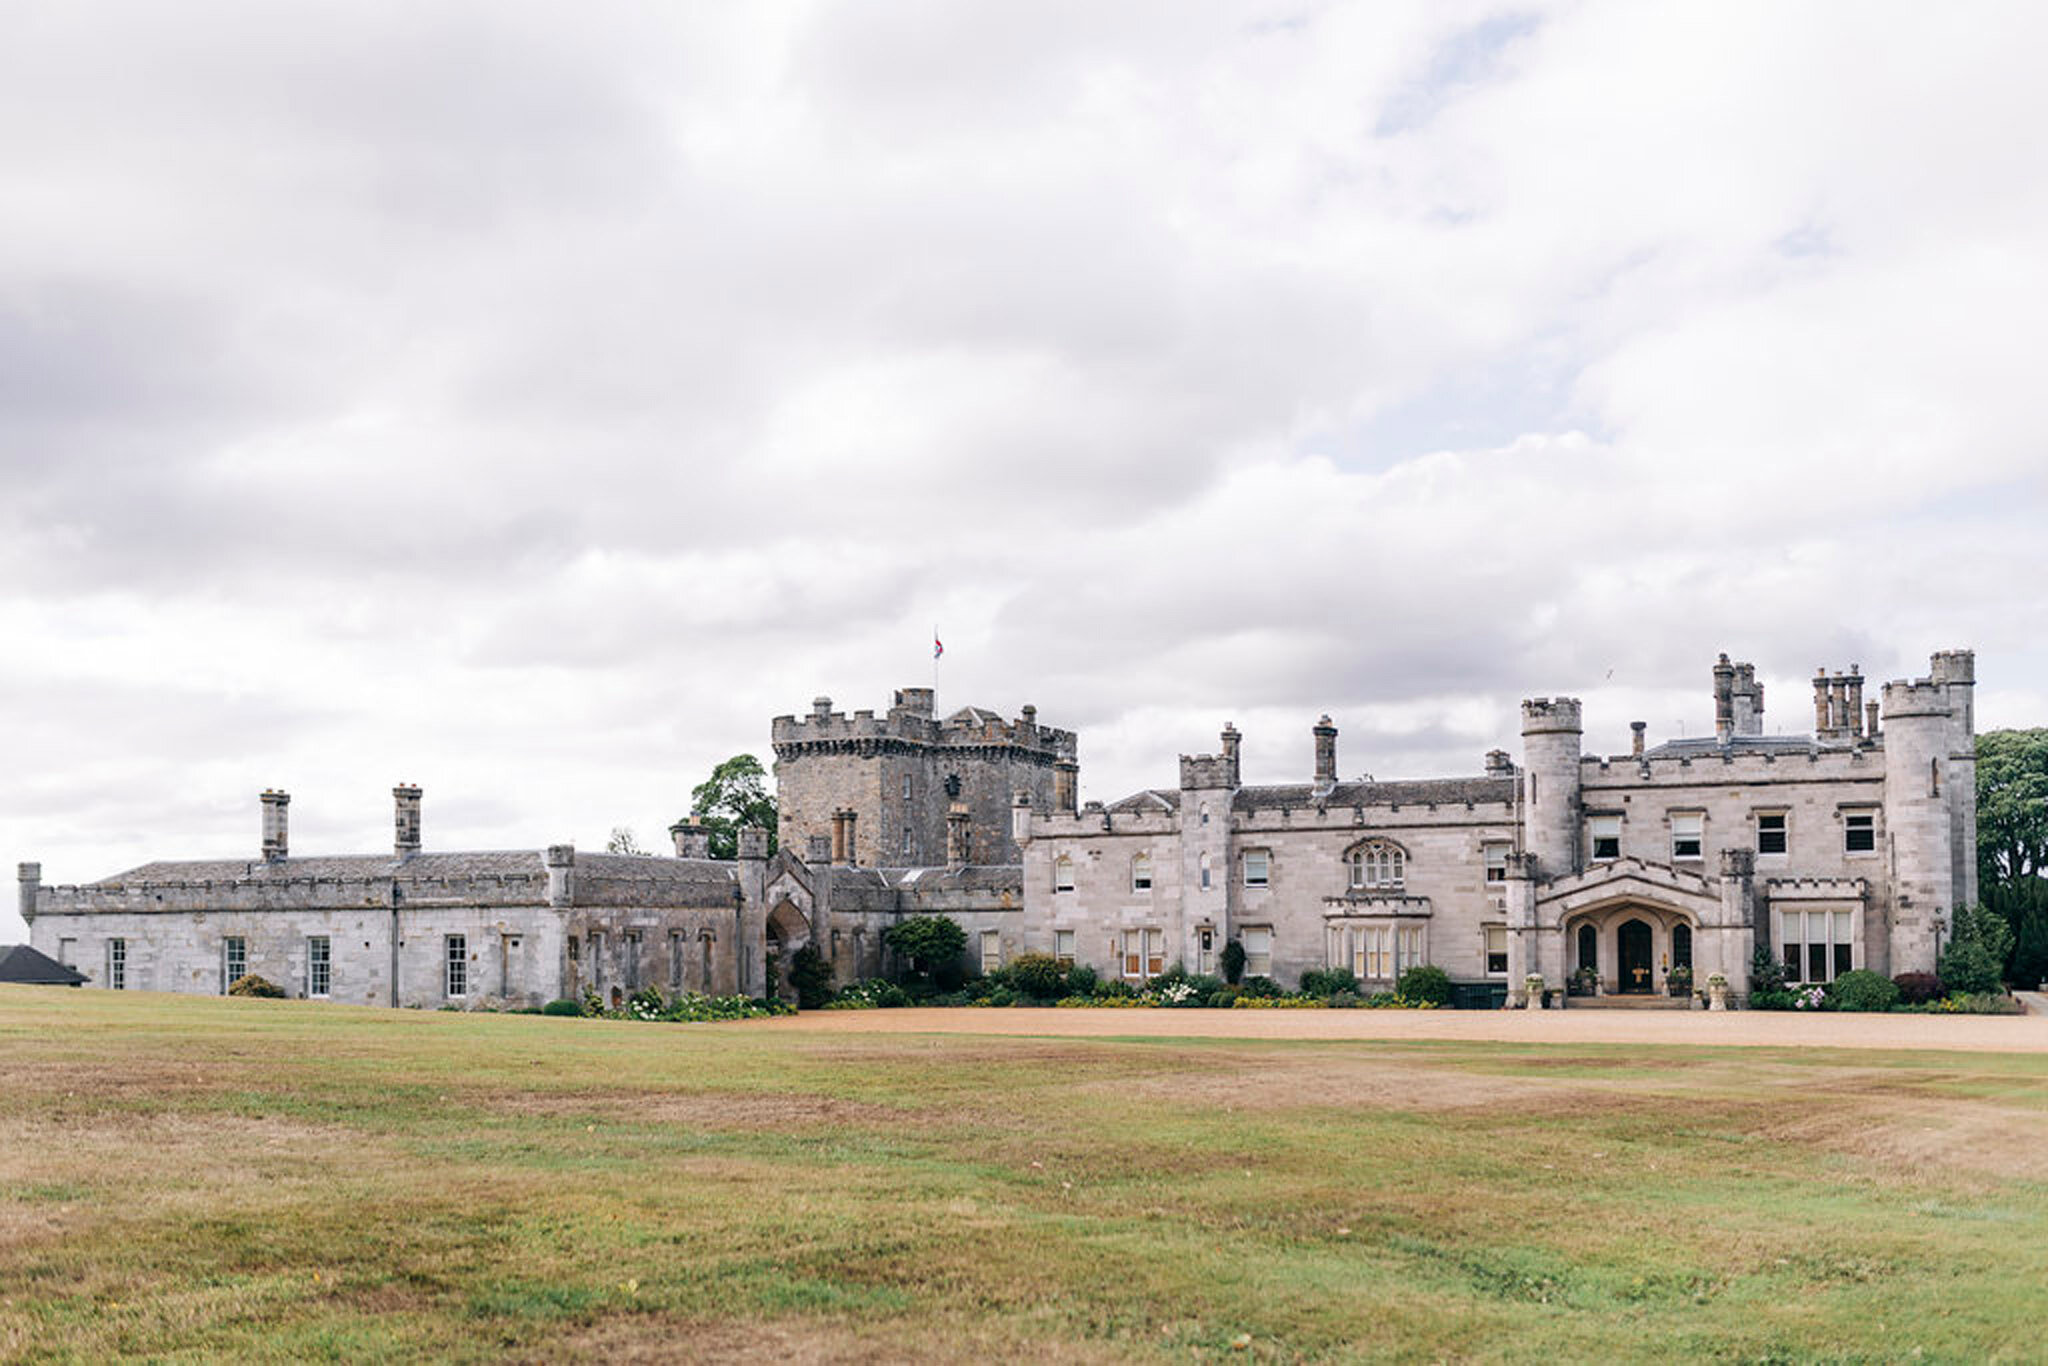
[
  {"x1": 765, "y1": 900, "x2": 811, "y2": 1003},
  {"x1": 1566, "y1": 902, "x2": 1695, "y2": 996}
]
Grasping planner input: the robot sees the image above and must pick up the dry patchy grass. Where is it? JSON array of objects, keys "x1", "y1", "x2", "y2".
[{"x1": 2, "y1": 987, "x2": 2045, "y2": 1362}]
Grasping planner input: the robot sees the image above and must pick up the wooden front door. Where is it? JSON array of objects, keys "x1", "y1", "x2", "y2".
[{"x1": 1618, "y1": 919, "x2": 1654, "y2": 994}]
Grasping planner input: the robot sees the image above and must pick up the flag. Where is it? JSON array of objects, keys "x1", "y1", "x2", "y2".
[{"x1": 933, "y1": 633, "x2": 944, "y2": 660}]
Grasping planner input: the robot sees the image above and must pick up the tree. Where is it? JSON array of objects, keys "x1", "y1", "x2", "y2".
[
  {"x1": 1939, "y1": 904, "x2": 2014, "y2": 995},
  {"x1": 1977, "y1": 729, "x2": 2048, "y2": 889},
  {"x1": 606, "y1": 826, "x2": 649, "y2": 856},
  {"x1": 884, "y1": 915, "x2": 965, "y2": 982},
  {"x1": 787, "y1": 945, "x2": 834, "y2": 1010},
  {"x1": 689, "y1": 754, "x2": 779, "y2": 860}
]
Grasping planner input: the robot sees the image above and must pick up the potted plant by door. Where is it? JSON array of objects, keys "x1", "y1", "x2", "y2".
[
  {"x1": 1666, "y1": 965, "x2": 1692, "y2": 998},
  {"x1": 1571, "y1": 964, "x2": 1598, "y2": 997}
]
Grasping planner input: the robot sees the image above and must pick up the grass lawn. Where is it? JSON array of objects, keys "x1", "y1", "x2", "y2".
[{"x1": 3, "y1": 988, "x2": 2045, "y2": 1362}]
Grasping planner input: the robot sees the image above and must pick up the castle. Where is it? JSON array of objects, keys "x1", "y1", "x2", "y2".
[{"x1": 17, "y1": 650, "x2": 1979, "y2": 1008}]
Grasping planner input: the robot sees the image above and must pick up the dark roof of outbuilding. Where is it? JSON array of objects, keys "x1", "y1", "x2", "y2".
[{"x1": 0, "y1": 944, "x2": 88, "y2": 985}]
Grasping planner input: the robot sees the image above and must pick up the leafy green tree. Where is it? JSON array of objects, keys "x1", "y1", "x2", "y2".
[
  {"x1": 1978, "y1": 729, "x2": 2048, "y2": 889},
  {"x1": 689, "y1": 754, "x2": 779, "y2": 860},
  {"x1": 605, "y1": 826, "x2": 648, "y2": 855},
  {"x1": 884, "y1": 915, "x2": 966, "y2": 982}
]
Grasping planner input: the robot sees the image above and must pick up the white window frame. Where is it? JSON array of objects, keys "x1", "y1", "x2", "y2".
[
  {"x1": 1351, "y1": 925, "x2": 1390, "y2": 981},
  {"x1": 1347, "y1": 841, "x2": 1405, "y2": 890},
  {"x1": 1054, "y1": 856, "x2": 1075, "y2": 893},
  {"x1": 1243, "y1": 849, "x2": 1270, "y2": 888},
  {"x1": 1756, "y1": 810, "x2": 1788, "y2": 856},
  {"x1": 1131, "y1": 853, "x2": 1152, "y2": 892},
  {"x1": 1242, "y1": 925, "x2": 1272, "y2": 977},
  {"x1": 980, "y1": 929, "x2": 1001, "y2": 975},
  {"x1": 1843, "y1": 810, "x2": 1877, "y2": 855},
  {"x1": 1670, "y1": 812, "x2": 1704, "y2": 862},
  {"x1": 1122, "y1": 928, "x2": 1165, "y2": 981},
  {"x1": 1053, "y1": 929, "x2": 1075, "y2": 968},
  {"x1": 1778, "y1": 908, "x2": 1857, "y2": 984},
  {"x1": 1588, "y1": 813, "x2": 1622, "y2": 861},
  {"x1": 1483, "y1": 925, "x2": 1508, "y2": 977},
  {"x1": 222, "y1": 936, "x2": 247, "y2": 994},
  {"x1": 1483, "y1": 842, "x2": 1509, "y2": 884},
  {"x1": 1396, "y1": 925, "x2": 1425, "y2": 974},
  {"x1": 107, "y1": 938, "x2": 126, "y2": 991},
  {"x1": 445, "y1": 934, "x2": 468, "y2": 999},
  {"x1": 307, "y1": 936, "x2": 331, "y2": 998}
]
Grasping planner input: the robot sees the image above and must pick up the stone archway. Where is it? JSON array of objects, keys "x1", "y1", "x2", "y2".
[
  {"x1": 765, "y1": 900, "x2": 811, "y2": 1003},
  {"x1": 1563, "y1": 901, "x2": 1697, "y2": 996}
]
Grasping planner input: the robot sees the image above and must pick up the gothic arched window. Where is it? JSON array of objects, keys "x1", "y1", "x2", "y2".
[{"x1": 1347, "y1": 840, "x2": 1406, "y2": 890}]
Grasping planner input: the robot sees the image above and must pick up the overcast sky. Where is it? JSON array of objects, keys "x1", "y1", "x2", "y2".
[{"x1": 6, "y1": 1, "x2": 2046, "y2": 939}]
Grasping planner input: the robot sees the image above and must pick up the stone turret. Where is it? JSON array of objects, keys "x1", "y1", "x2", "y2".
[
  {"x1": 1883, "y1": 660, "x2": 1965, "y2": 974},
  {"x1": 1519, "y1": 698, "x2": 1583, "y2": 880},
  {"x1": 260, "y1": 790, "x2": 290, "y2": 862},
  {"x1": 17, "y1": 862, "x2": 39, "y2": 925},
  {"x1": 393, "y1": 784, "x2": 422, "y2": 857},
  {"x1": 1930, "y1": 650, "x2": 1978, "y2": 910}
]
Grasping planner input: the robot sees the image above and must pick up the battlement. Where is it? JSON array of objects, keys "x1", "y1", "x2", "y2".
[
  {"x1": 1762, "y1": 876, "x2": 1869, "y2": 901},
  {"x1": 1520, "y1": 697, "x2": 1583, "y2": 734},
  {"x1": 1582, "y1": 743, "x2": 1881, "y2": 788},
  {"x1": 1879, "y1": 678, "x2": 1953, "y2": 720},
  {"x1": 1178, "y1": 753, "x2": 1238, "y2": 790},
  {"x1": 1929, "y1": 649, "x2": 1975, "y2": 686},
  {"x1": 772, "y1": 691, "x2": 1077, "y2": 761}
]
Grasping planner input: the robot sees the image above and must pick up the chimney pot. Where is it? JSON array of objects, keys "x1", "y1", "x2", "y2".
[
  {"x1": 260, "y1": 789, "x2": 291, "y2": 861},
  {"x1": 393, "y1": 784, "x2": 423, "y2": 857}
]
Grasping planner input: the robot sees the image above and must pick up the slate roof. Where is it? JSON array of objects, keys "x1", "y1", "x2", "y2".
[
  {"x1": 93, "y1": 851, "x2": 546, "y2": 885},
  {"x1": 1233, "y1": 777, "x2": 1518, "y2": 811},
  {"x1": 1106, "y1": 789, "x2": 1180, "y2": 814},
  {"x1": 1641, "y1": 735, "x2": 1840, "y2": 759},
  {"x1": 886, "y1": 865, "x2": 1024, "y2": 894},
  {"x1": 0, "y1": 944, "x2": 88, "y2": 986}
]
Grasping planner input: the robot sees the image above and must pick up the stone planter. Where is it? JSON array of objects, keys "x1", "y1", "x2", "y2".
[
  {"x1": 1524, "y1": 974, "x2": 1546, "y2": 1009},
  {"x1": 1706, "y1": 973, "x2": 1729, "y2": 1012}
]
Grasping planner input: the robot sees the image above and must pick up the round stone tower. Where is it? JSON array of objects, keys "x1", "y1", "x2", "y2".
[
  {"x1": 1519, "y1": 697, "x2": 1583, "y2": 880},
  {"x1": 1881, "y1": 678, "x2": 1956, "y2": 976}
]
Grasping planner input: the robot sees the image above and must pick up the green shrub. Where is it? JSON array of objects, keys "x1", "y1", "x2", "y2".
[
  {"x1": 788, "y1": 945, "x2": 835, "y2": 1010},
  {"x1": 1064, "y1": 964, "x2": 1098, "y2": 997},
  {"x1": 1326, "y1": 990, "x2": 1362, "y2": 1009},
  {"x1": 1829, "y1": 969, "x2": 1899, "y2": 1012},
  {"x1": 983, "y1": 986, "x2": 1017, "y2": 1007},
  {"x1": 1092, "y1": 977, "x2": 1136, "y2": 1000},
  {"x1": 1006, "y1": 952, "x2": 1067, "y2": 1000},
  {"x1": 832, "y1": 979, "x2": 910, "y2": 1009},
  {"x1": 1395, "y1": 964, "x2": 1453, "y2": 1006},
  {"x1": 1206, "y1": 986, "x2": 1240, "y2": 1008},
  {"x1": 1299, "y1": 967, "x2": 1360, "y2": 997},
  {"x1": 1220, "y1": 939, "x2": 1247, "y2": 985},
  {"x1": 1237, "y1": 975, "x2": 1282, "y2": 999},
  {"x1": 227, "y1": 974, "x2": 286, "y2": 999},
  {"x1": 541, "y1": 999, "x2": 583, "y2": 1017},
  {"x1": 1937, "y1": 940, "x2": 2003, "y2": 996},
  {"x1": 1749, "y1": 945, "x2": 1787, "y2": 995}
]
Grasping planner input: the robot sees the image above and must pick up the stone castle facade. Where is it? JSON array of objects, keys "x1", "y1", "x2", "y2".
[{"x1": 18, "y1": 650, "x2": 1979, "y2": 1009}]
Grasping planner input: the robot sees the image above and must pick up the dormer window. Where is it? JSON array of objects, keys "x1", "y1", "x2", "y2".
[{"x1": 1347, "y1": 840, "x2": 1404, "y2": 890}]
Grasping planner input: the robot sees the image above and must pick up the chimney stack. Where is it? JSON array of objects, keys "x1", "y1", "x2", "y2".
[
  {"x1": 1631, "y1": 721, "x2": 1647, "y2": 758},
  {"x1": 1312, "y1": 716, "x2": 1338, "y2": 790},
  {"x1": 830, "y1": 809, "x2": 856, "y2": 865},
  {"x1": 1220, "y1": 724, "x2": 1242, "y2": 787},
  {"x1": 1713, "y1": 654, "x2": 1736, "y2": 743},
  {"x1": 260, "y1": 789, "x2": 290, "y2": 861},
  {"x1": 1845, "y1": 666, "x2": 1864, "y2": 738},
  {"x1": 669, "y1": 814, "x2": 712, "y2": 860},
  {"x1": 946, "y1": 802, "x2": 971, "y2": 869},
  {"x1": 1054, "y1": 758, "x2": 1079, "y2": 814},
  {"x1": 1865, "y1": 699, "x2": 1880, "y2": 739},
  {"x1": 1484, "y1": 749, "x2": 1515, "y2": 776},
  {"x1": 1730, "y1": 662, "x2": 1763, "y2": 737},
  {"x1": 393, "y1": 784, "x2": 422, "y2": 857}
]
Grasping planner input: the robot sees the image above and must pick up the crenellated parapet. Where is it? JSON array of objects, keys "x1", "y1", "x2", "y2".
[{"x1": 771, "y1": 694, "x2": 1077, "y2": 766}]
